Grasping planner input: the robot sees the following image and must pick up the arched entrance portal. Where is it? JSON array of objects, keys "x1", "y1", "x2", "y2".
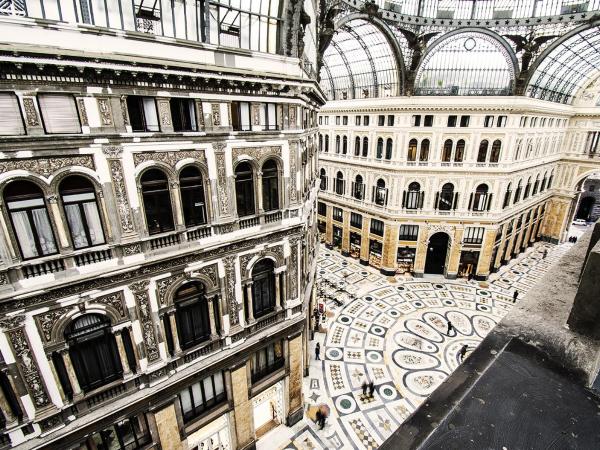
[
  {"x1": 576, "y1": 196, "x2": 595, "y2": 220},
  {"x1": 425, "y1": 232, "x2": 450, "y2": 275}
]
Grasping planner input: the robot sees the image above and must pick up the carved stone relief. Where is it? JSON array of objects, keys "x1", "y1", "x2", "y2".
[
  {"x1": 77, "y1": 99, "x2": 89, "y2": 126},
  {"x1": 158, "y1": 100, "x2": 171, "y2": 127},
  {"x1": 122, "y1": 243, "x2": 142, "y2": 255},
  {"x1": 288, "y1": 238, "x2": 299, "y2": 299},
  {"x1": 240, "y1": 245, "x2": 285, "y2": 277},
  {"x1": 95, "y1": 290, "x2": 126, "y2": 318},
  {"x1": 22, "y1": 98, "x2": 39, "y2": 127},
  {"x1": 252, "y1": 104, "x2": 260, "y2": 126},
  {"x1": 156, "y1": 264, "x2": 218, "y2": 307},
  {"x1": 0, "y1": 155, "x2": 95, "y2": 177},
  {"x1": 222, "y1": 256, "x2": 238, "y2": 326},
  {"x1": 120, "y1": 97, "x2": 130, "y2": 126},
  {"x1": 215, "y1": 152, "x2": 230, "y2": 215},
  {"x1": 212, "y1": 104, "x2": 221, "y2": 126},
  {"x1": 129, "y1": 281, "x2": 160, "y2": 363},
  {"x1": 133, "y1": 150, "x2": 206, "y2": 168},
  {"x1": 289, "y1": 143, "x2": 298, "y2": 203},
  {"x1": 36, "y1": 307, "x2": 71, "y2": 342},
  {"x1": 97, "y1": 98, "x2": 113, "y2": 126},
  {"x1": 289, "y1": 105, "x2": 296, "y2": 126},
  {"x1": 232, "y1": 146, "x2": 282, "y2": 162},
  {"x1": 108, "y1": 159, "x2": 135, "y2": 233}
]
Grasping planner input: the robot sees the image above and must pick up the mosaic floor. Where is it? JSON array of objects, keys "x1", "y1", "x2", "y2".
[{"x1": 257, "y1": 241, "x2": 571, "y2": 450}]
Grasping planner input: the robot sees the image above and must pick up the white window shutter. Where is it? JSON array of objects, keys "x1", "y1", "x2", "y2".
[
  {"x1": 142, "y1": 98, "x2": 159, "y2": 132},
  {"x1": 38, "y1": 94, "x2": 81, "y2": 134},
  {"x1": 0, "y1": 93, "x2": 25, "y2": 135}
]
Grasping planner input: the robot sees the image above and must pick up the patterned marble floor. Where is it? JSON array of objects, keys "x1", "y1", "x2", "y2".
[{"x1": 257, "y1": 241, "x2": 571, "y2": 450}]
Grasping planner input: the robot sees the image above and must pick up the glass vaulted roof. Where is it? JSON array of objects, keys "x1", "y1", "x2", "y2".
[{"x1": 320, "y1": 19, "x2": 400, "y2": 100}]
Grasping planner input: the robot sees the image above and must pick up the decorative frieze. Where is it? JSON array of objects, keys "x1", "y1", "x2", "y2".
[
  {"x1": 77, "y1": 99, "x2": 89, "y2": 126},
  {"x1": 212, "y1": 104, "x2": 221, "y2": 126},
  {"x1": 133, "y1": 150, "x2": 206, "y2": 167},
  {"x1": 36, "y1": 307, "x2": 71, "y2": 342},
  {"x1": 240, "y1": 245, "x2": 285, "y2": 276},
  {"x1": 22, "y1": 97, "x2": 39, "y2": 127},
  {"x1": 232, "y1": 146, "x2": 282, "y2": 161},
  {"x1": 223, "y1": 256, "x2": 238, "y2": 325},
  {"x1": 122, "y1": 242, "x2": 142, "y2": 255},
  {"x1": 97, "y1": 98, "x2": 113, "y2": 126},
  {"x1": 0, "y1": 155, "x2": 95, "y2": 177},
  {"x1": 95, "y1": 291, "x2": 126, "y2": 319},
  {"x1": 129, "y1": 281, "x2": 160, "y2": 363}
]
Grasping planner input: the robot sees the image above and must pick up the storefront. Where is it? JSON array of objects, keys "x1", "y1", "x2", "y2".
[
  {"x1": 369, "y1": 239, "x2": 383, "y2": 268},
  {"x1": 186, "y1": 413, "x2": 232, "y2": 450},
  {"x1": 318, "y1": 220, "x2": 326, "y2": 236},
  {"x1": 458, "y1": 250, "x2": 480, "y2": 278},
  {"x1": 332, "y1": 226, "x2": 343, "y2": 249},
  {"x1": 349, "y1": 232, "x2": 361, "y2": 258},
  {"x1": 252, "y1": 380, "x2": 284, "y2": 439},
  {"x1": 396, "y1": 247, "x2": 416, "y2": 274}
]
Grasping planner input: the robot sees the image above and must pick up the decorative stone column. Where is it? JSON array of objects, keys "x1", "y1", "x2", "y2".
[
  {"x1": 167, "y1": 310, "x2": 181, "y2": 355},
  {"x1": 46, "y1": 195, "x2": 70, "y2": 249},
  {"x1": 114, "y1": 330, "x2": 132, "y2": 377},
  {"x1": 381, "y1": 222, "x2": 400, "y2": 276},
  {"x1": 245, "y1": 282, "x2": 255, "y2": 323},
  {"x1": 46, "y1": 355, "x2": 66, "y2": 402},
  {"x1": 21, "y1": 96, "x2": 44, "y2": 136},
  {"x1": 207, "y1": 297, "x2": 218, "y2": 338},
  {"x1": 446, "y1": 227, "x2": 463, "y2": 279},
  {"x1": 359, "y1": 216, "x2": 370, "y2": 265},
  {"x1": 156, "y1": 98, "x2": 174, "y2": 133},
  {"x1": 129, "y1": 281, "x2": 161, "y2": 365},
  {"x1": 231, "y1": 363, "x2": 255, "y2": 450},
  {"x1": 256, "y1": 170, "x2": 264, "y2": 215},
  {"x1": 0, "y1": 373, "x2": 16, "y2": 425},
  {"x1": 274, "y1": 270, "x2": 282, "y2": 310},
  {"x1": 169, "y1": 181, "x2": 185, "y2": 230},
  {"x1": 286, "y1": 332, "x2": 303, "y2": 426},
  {"x1": 60, "y1": 349, "x2": 82, "y2": 400},
  {"x1": 103, "y1": 146, "x2": 137, "y2": 240},
  {"x1": 475, "y1": 228, "x2": 497, "y2": 280}
]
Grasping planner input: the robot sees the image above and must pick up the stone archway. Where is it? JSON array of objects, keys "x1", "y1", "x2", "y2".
[{"x1": 425, "y1": 232, "x2": 451, "y2": 275}]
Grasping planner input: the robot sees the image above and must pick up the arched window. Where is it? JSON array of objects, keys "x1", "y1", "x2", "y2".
[
  {"x1": 437, "y1": 183, "x2": 455, "y2": 211},
  {"x1": 335, "y1": 135, "x2": 341, "y2": 153},
  {"x1": 455, "y1": 139, "x2": 465, "y2": 162},
  {"x1": 175, "y1": 282, "x2": 211, "y2": 350},
  {"x1": 335, "y1": 171, "x2": 344, "y2": 195},
  {"x1": 477, "y1": 140, "x2": 489, "y2": 162},
  {"x1": 503, "y1": 183, "x2": 512, "y2": 208},
  {"x1": 141, "y1": 169, "x2": 174, "y2": 235},
  {"x1": 342, "y1": 136, "x2": 348, "y2": 154},
  {"x1": 59, "y1": 176, "x2": 105, "y2": 250},
  {"x1": 407, "y1": 139, "x2": 418, "y2": 161},
  {"x1": 252, "y1": 259, "x2": 276, "y2": 318},
  {"x1": 318, "y1": 134, "x2": 323, "y2": 152},
  {"x1": 376, "y1": 138, "x2": 384, "y2": 159},
  {"x1": 235, "y1": 162, "x2": 255, "y2": 217},
  {"x1": 514, "y1": 180, "x2": 523, "y2": 204},
  {"x1": 404, "y1": 182, "x2": 422, "y2": 210},
  {"x1": 180, "y1": 166, "x2": 207, "y2": 227},
  {"x1": 4, "y1": 181, "x2": 57, "y2": 259},
  {"x1": 420, "y1": 139, "x2": 430, "y2": 161},
  {"x1": 386, "y1": 138, "x2": 393, "y2": 160},
  {"x1": 442, "y1": 139, "x2": 453, "y2": 162},
  {"x1": 523, "y1": 177, "x2": 532, "y2": 199},
  {"x1": 324, "y1": 135, "x2": 329, "y2": 152},
  {"x1": 65, "y1": 314, "x2": 122, "y2": 392},
  {"x1": 540, "y1": 173, "x2": 548, "y2": 192},
  {"x1": 261, "y1": 160, "x2": 279, "y2": 212},
  {"x1": 373, "y1": 179, "x2": 387, "y2": 206},
  {"x1": 490, "y1": 140, "x2": 501, "y2": 163},
  {"x1": 354, "y1": 136, "x2": 361, "y2": 156},
  {"x1": 319, "y1": 168, "x2": 327, "y2": 191},
  {"x1": 548, "y1": 171, "x2": 554, "y2": 188},
  {"x1": 471, "y1": 184, "x2": 490, "y2": 211},
  {"x1": 532, "y1": 175, "x2": 540, "y2": 196},
  {"x1": 353, "y1": 175, "x2": 364, "y2": 200},
  {"x1": 362, "y1": 137, "x2": 369, "y2": 157}
]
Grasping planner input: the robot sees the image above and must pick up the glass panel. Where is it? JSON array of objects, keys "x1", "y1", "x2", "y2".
[{"x1": 10, "y1": 211, "x2": 38, "y2": 258}]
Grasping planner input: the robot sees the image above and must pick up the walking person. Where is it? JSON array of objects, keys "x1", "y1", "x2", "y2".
[
  {"x1": 368, "y1": 381, "x2": 375, "y2": 398},
  {"x1": 315, "y1": 342, "x2": 321, "y2": 360},
  {"x1": 362, "y1": 380, "x2": 368, "y2": 397},
  {"x1": 543, "y1": 249, "x2": 548, "y2": 259},
  {"x1": 447, "y1": 320, "x2": 454, "y2": 336},
  {"x1": 459, "y1": 344, "x2": 469, "y2": 362},
  {"x1": 315, "y1": 410, "x2": 322, "y2": 429},
  {"x1": 513, "y1": 290, "x2": 518, "y2": 303}
]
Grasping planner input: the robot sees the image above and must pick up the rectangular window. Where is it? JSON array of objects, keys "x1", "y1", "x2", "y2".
[
  {"x1": 412, "y1": 115, "x2": 421, "y2": 126},
  {"x1": 251, "y1": 341, "x2": 284, "y2": 383},
  {"x1": 170, "y1": 98, "x2": 197, "y2": 132},
  {"x1": 0, "y1": 93, "x2": 25, "y2": 135},
  {"x1": 179, "y1": 372, "x2": 226, "y2": 423},
  {"x1": 231, "y1": 101, "x2": 251, "y2": 131},
  {"x1": 332, "y1": 207, "x2": 343, "y2": 222},
  {"x1": 460, "y1": 116, "x2": 470, "y2": 127},
  {"x1": 264, "y1": 103, "x2": 277, "y2": 130},
  {"x1": 464, "y1": 227, "x2": 485, "y2": 244},
  {"x1": 84, "y1": 413, "x2": 152, "y2": 450},
  {"x1": 38, "y1": 94, "x2": 81, "y2": 134},
  {"x1": 335, "y1": 116, "x2": 340, "y2": 125},
  {"x1": 387, "y1": 115, "x2": 394, "y2": 126},
  {"x1": 325, "y1": 116, "x2": 329, "y2": 125},
  {"x1": 355, "y1": 115, "x2": 361, "y2": 126},
  {"x1": 424, "y1": 115, "x2": 433, "y2": 127},
  {"x1": 318, "y1": 116, "x2": 322, "y2": 125},
  {"x1": 447, "y1": 115, "x2": 457, "y2": 127},
  {"x1": 378, "y1": 115, "x2": 385, "y2": 126},
  {"x1": 126, "y1": 96, "x2": 159, "y2": 132},
  {"x1": 484, "y1": 115, "x2": 494, "y2": 128},
  {"x1": 370, "y1": 218, "x2": 384, "y2": 236},
  {"x1": 350, "y1": 212, "x2": 362, "y2": 229},
  {"x1": 399, "y1": 224, "x2": 419, "y2": 241},
  {"x1": 363, "y1": 115, "x2": 370, "y2": 126},
  {"x1": 342, "y1": 116, "x2": 348, "y2": 125},
  {"x1": 497, "y1": 115, "x2": 507, "y2": 127},
  {"x1": 317, "y1": 202, "x2": 327, "y2": 216}
]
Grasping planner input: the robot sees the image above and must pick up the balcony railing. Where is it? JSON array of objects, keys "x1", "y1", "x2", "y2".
[
  {"x1": 22, "y1": 258, "x2": 65, "y2": 279},
  {"x1": 74, "y1": 249, "x2": 112, "y2": 267},
  {"x1": 240, "y1": 216, "x2": 260, "y2": 229},
  {"x1": 149, "y1": 233, "x2": 181, "y2": 250}
]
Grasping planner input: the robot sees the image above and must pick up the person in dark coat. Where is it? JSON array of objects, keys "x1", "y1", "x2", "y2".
[
  {"x1": 459, "y1": 344, "x2": 469, "y2": 362},
  {"x1": 315, "y1": 342, "x2": 321, "y2": 360},
  {"x1": 368, "y1": 381, "x2": 375, "y2": 397},
  {"x1": 316, "y1": 410, "x2": 323, "y2": 429},
  {"x1": 362, "y1": 380, "x2": 368, "y2": 396},
  {"x1": 513, "y1": 290, "x2": 518, "y2": 303},
  {"x1": 543, "y1": 249, "x2": 548, "y2": 259},
  {"x1": 447, "y1": 320, "x2": 454, "y2": 336}
]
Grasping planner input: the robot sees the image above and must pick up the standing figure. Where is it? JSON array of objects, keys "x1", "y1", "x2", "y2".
[
  {"x1": 362, "y1": 380, "x2": 368, "y2": 397},
  {"x1": 447, "y1": 320, "x2": 454, "y2": 336},
  {"x1": 513, "y1": 290, "x2": 518, "y2": 303},
  {"x1": 368, "y1": 381, "x2": 375, "y2": 398},
  {"x1": 315, "y1": 342, "x2": 321, "y2": 360},
  {"x1": 459, "y1": 344, "x2": 469, "y2": 362},
  {"x1": 543, "y1": 249, "x2": 548, "y2": 259}
]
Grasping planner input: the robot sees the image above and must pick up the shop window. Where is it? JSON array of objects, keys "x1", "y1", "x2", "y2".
[
  {"x1": 60, "y1": 176, "x2": 105, "y2": 249},
  {"x1": 349, "y1": 232, "x2": 361, "y2": 258},
  {"x1": 4, "y1": 181, "x2": 58, "y2": 260},
  {"x1": 0, "y1": 93, "x2": 25, "y2": 135},
  {"x1": 397, "y1": 247, "x2": 416, "y2": 274},
  {"x1": 80, "y1": 413, "x2": 152, "y2": 450},
  {"x1": 251, "y1": 341, "x2": 284, "y2": 383},
  {"x1": 235, "y1": 162, "x2": 255, "y2": 217},
  {"x1": 332, "y1": 207, "x2": 343, "y2": 222},
  {"x1": 350, "y1": 212, "x2": 362, "y2": 229},
  {"x1": 399, "y1": 225, "x2": 418, "y2": 241},
  {"x1": 370, "y1": 219, "x2": 384, "y2": 236},
  {"x1": 141, "y1": 169, "x2": 174, "y2": 235},
  {"x1": 179, "y1": 372, "x2": 226, "y2": 423},
  {"x1": 38, "y1": 94, "x2": 82, "y2": 134},
  {"x1": 126, "y1": 96, "x2": 159, "y2": 132},
  {"x1": 170, "y1": 98, "x2": 197, "y2": 131}
]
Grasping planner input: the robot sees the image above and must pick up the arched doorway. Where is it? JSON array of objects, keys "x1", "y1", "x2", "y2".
[
  {"x1": 425, "y1": 232, "x2": 450, "y2": 275},
  {"x1": 576, "y1": 196, "x2": 595, "y2": 220}
]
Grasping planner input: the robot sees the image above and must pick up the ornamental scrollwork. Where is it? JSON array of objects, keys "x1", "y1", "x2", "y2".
[
  {"x1": 232, "y1": 146, "x2": 282, "y2": 162},
  {"x1": 22, "y1": 98, "x2": 39, "y2": 127},
  {"x1": 289, "y1": 144, "x2": 298, "y2": 203},
  {"x1": 77, "y1": 99, "x2": 89, "y2": 126},
  {"x1": 0, "y1": 155, "x2": 95, "y2": 177},
  {"x1": 36, "y1": 307, "x2": 71, "y2": 342},
  {"x1": 129, "y1": 280, "x2": 160, "y2": 362},
  {"x1": 132, "y1": 150, "x2": 206, "y2": 168},
  {"x1": 223, "y1": 256, "x2": 238, "y2": 326},
  {"x1": 102, "y1": 145, "x2": 123, "y2": 158},
  {"x1": 158, "y1": 100, "x2": 171, "y2": 126},
  {"x1": 108, "y1": 159, "x2": 135, "y2": 233},
  {"x1": 95, "y1": 291, "x2": 126, "y2": 318},
  {"x1": 288, "y1": 237, "x2": 300, "y2": 299},
  {"x1": 97, "y1": 98, "x2": 113, "y2": 126},
  {"x1": 212, "y1": 104, "x2": 221, "y2": 126},
  {"x1": 122, "y1": 243, "x2": 142, "y2": 255},
  {"x1": 215, "y1": 152, "x2": 230, "y2": 215}
]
